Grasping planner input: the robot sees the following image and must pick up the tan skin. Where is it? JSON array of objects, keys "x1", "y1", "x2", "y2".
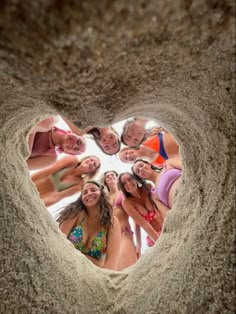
[
  {"x1": 60, "y1": 182, "x2": 121, "y2": 270},
  {"x1": 122, "y1": 118, "x2": 167, "y2": 147},
  {"x1": 31, "y1": 155, "x2": 100, "y2": 207},
  {"x1": 119, "y1": 132, "x2": 179, "y2": 164},
  {"x1": 120, "y1": 173, "x2": 164, "y2": 246},
  {"x1": 132, "y1": 158, "x2": 182, "y2": 215},
  {"x1": 27, "y1": 116, "x2": 87, "y2": 170},
  {"x1": 105, "y1": 172, "x2": 139, "y2": 269}
]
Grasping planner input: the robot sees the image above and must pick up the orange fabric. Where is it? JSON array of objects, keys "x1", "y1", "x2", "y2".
[{"x1": 143, "y1": 136, "x2": 166, "y2": 166}]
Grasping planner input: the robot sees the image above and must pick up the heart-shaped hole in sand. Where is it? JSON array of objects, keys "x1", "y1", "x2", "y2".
[{"x1": 28, "y1": 115, "x2": 181, "y2": 271}]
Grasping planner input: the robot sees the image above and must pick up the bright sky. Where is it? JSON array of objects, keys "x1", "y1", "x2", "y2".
[{"x1": 35, "y1": 116, "x2": 159, "y2": 254}]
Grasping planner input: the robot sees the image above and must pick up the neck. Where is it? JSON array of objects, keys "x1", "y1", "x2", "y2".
[
  {"x1": 108, "y1": 184, "x2": 119, "y2": 194},
  {"x1": 86, "y1": 206, "x2": 100, "y2": 220},
  {"x1": 51, "y1": 130, "x2": 63, "y2": 146},
  {"x1": 149, "y1": 170, "x2": 158, "y2": 183},
  {"x1": 131, "y1": 187, "x2": 141, "y2": 198}
]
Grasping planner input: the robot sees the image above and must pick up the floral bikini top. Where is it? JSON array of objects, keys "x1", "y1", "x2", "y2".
[{"x1": 68, "y1": 217, "x2": 107, "y2": 260}]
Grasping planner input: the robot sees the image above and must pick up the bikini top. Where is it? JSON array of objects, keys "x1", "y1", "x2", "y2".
[
  {"x1": 152, "y1": 166, "x2": 182, "y2": 208},
  {"x1": 128, "y1": 187, "x2": 157, "y2": 223},
  {"x1": 114, "y1": 193, "x2": 124, "y2": 207},
  {"x1": 49, "y1": 165, "x2": 79, "y2": 192},
  {"x1": 139, "y1": 208, "x2": 157, "y2": 223},
  {"x1": 142, "y1": 133, "x2": 168, "y2": 166},
  {"x1": 68, "y1": 217, "x2": 107, "y2": 260},
  {"x1": 31, "y1": 130, "x2": 56, "y2": 157}
]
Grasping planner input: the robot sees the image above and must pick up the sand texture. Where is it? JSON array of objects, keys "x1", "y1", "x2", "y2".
[{"x1": 0, "y1": 0, "x2": 235, "y2": 313}]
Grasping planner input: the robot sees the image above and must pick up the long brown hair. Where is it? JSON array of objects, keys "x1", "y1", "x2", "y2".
[
  {"x1": 56, "y1": 181, "x2": 113, "y2": 229},
  {"x1": 118, "y1": 172, "x2": 159, "y2": 212}
]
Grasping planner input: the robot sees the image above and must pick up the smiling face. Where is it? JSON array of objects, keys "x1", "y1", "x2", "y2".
[
  {"x1": 61, "y1": 133, "x2": 87, "y2": 155},
  {"x1": 120, "y1": 173, "x2": 138, "y2": 195},
  {"x1": 119, "y1": 148, "x2": 138, "y2": 163},
  {"x1": 99, "y1": 128, "x2": 120, "y2": 155},
  {"x1": 132, "y1": 161, "x2": 152, "y2": 179},
  {"x1": 81, "y1": 182, "x2": 101, "y2": 208},
  {"x1": 81, "y1": 156, "x2": 100, "y2": 173},
  {"x1": 122, "y1": 121, "x2": 146, "y2": 147}
]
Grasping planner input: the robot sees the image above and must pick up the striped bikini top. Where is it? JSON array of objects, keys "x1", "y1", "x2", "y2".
[{"x1": 68, "y1": 217, "x2": 107, "y2": 260}]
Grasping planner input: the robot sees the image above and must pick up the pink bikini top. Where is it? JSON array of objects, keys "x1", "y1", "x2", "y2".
[{"x1": 113, "y1": 193, "x2": 124, "y2": 206}]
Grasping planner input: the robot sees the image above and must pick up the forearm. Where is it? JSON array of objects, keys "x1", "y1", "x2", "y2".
[
  {"x1": 134, "y1": 223, "x2": 142, "y2": 248},
  {"x1": 27, "y1": 155, "x2": 57, "y2": 171},
  {"x1": 62, "y1": 117, "x2": 84, "y2": 136},
  {"x1": 142, "y1": 223, "x2": 158, "y2": 242},
  {"x1": 153, "y1": 199, "x2": 169, "y2": 219}
]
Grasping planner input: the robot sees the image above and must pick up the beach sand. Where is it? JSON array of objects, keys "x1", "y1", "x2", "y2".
[{"x1": 0, "y1": 1, "x2": 235, "y2": 313}]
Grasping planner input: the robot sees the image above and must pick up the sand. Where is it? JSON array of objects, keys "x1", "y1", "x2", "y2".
[{"x1": 0, "y1": 0, "x2": 235, "y2": 313}]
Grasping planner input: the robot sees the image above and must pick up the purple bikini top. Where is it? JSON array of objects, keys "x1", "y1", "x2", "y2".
[{"x1": 152, "y1": 167, "x2": 182, "y2": 208}]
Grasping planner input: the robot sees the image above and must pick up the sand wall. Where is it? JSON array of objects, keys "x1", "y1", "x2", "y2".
[{"x1": 0, "y1": 0, "x2": 235, "y2": 313}]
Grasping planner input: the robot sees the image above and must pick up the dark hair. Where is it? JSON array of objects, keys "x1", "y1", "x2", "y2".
[
  {"x1": 103, "y1": 170, "x2": 119, "y2": 192},
  {"x1": 131, "y1": 159, "x2": 162, "y2": 176},
  {"x1": 131, "y1": 159, "x2": 162, "y2": 192},
  {"x1": 79, "y1": 155, "x2": 101, "y2": 179},
  {"x1": 87, "y1": 127, "x2": 121, "y2": 155},
  {"x1": 56, "y1": 180, "x2": 113, "y2": 229},
  {"x1": 118, "y1": 172, "x2": 158, "y2": 212},
  {"x1": 118, "y1": 172, "x2": 139, "y2": 198}
]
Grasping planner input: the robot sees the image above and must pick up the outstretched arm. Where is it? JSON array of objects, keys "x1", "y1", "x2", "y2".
[
  {"x1": 102, "y1": 216, "x2": 121, "y2": 270},
  {"x1": 31, "y1": 156, "x2": 79, "y2": 181},
  {"x1": 153, "y1": 199, "x2": 170, "y2": 219},
  {"x1": 61, "y1": 117, "x2": 84, "y2": 136},
  {"x1": 44, "y1": 183, "x2": 82, "y2": 207},
  {"x1": 27, "y1": 155, "x2": 57, "y2": 170},
  {"x1": 165, "y1": 157, "x2": 182, "y2": 170}
]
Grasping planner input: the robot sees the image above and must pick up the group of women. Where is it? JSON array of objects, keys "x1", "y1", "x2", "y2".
[{"x1": 28, "y1": 116, "x2": 182, "y2": 270}]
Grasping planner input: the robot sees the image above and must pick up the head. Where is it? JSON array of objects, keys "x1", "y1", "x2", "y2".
[
  {"x1": 118, "y1": 146, "x2": 139, "y2": 163},
  {"x1": 55, "y1": 127, "x2": 87, "y2": 155},
  {"x1": 121, "y1": 118, "x2": 146, "y2": 147},
  {"x1": 118, "y1": 172, "x2": 139, "y2": 198},
  {"x1": 103, "y1": 171, "x2": 119, "y2": 192},
  {"x1": 56, "y1": 181, "x2": 113, "y2": 228},
  {"x1": 79, "y1": 155, "x2": 101, "y2": 179},
  {"x1": 87, "y1": 127, "x2": 121, "y2": 155},
  {"x1": 132, "y1": 159, "x2": 162, "y2": 181}
]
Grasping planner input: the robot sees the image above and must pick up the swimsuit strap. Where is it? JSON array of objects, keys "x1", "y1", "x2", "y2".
[{"x1": 157, "y1": 133, "x2": 169, "y2": 160}]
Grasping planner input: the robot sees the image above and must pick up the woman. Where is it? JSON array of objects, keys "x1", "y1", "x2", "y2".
[
  {"x1": 27, "y1": 116, "x2": 87, "y2": 170},
  {"x1": 31, "y1": 155, "x2": 100, "y2": 207},
  {"x1": 72, "y1": 124, "x2": 121, "y2": 155},
  {"x1": 119, "y1": 131, "x2": 179, "y2": 167},
  {"x1": 118, "y1": 172, "x2": 164, "y2": 248},
  {"x1": 132, "y1": 158, "x2": 182, "y2": 215},
  {"x1": 121, "y1": 117, "x2": 166, "y2": 148},
  {"x1": 57, "y1": 181, "x2": 121, "y2": 269},
  {"x1": 103, "y1": 171, "x2": 138, "y2": 270}
]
